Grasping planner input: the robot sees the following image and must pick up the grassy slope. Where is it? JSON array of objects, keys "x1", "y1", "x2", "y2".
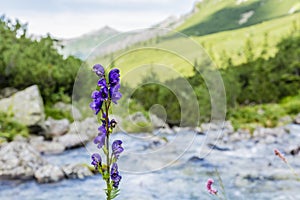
[
  {"x1": 177, "y1": 0, "x2": 300, "y2": 36},
  {"x1": 92, "y1": 12, "x2": 300, "y2": 83}
]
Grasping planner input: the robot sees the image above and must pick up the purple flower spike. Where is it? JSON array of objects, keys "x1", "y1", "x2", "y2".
[
  {"x1": 111, "y1": 163, "x2": 122, "y2": 188},
  {"x1": 91, "y1": 153, "x2": 102, "y2": 169},
  {"x1": 93, "y1": 64, "x2": 105, "y2": 77},
  {"x1": 112, "y1": 140, "x2": 124, "y2": 159}
]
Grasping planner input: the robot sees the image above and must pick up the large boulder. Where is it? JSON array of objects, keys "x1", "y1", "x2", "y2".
[
  {"x1": 45, "y1": 117, "x2": 70, "y2": 137},
  {"x1": 34, "y1": 165, "x2": 65, "y2": 183},
  {"x1": 0, "y1": 85, "x2": 45, "y2": 133},
  {"x1": 29, "y1": 136, "x2": 65, "y2": 154},
  {"x1": 150, "y1": 114, "x2": 168, "y2": 129},
  {"x1": 62, "y1": 164, "x2": 93, "y2": 179},
  {"x1": 0, "y1": 141, "x2": 47, "y2": 179},
  {"x1": 53, "y1": 102, "x2": 82, "y2": 121},
  {"x1": 54, "y1": 133, "x2": 89, "y2": 149}
]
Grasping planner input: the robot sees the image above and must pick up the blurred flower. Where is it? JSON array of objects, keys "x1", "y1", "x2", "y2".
[
  {"x1": 274, "y1": 149, "x2": 287, "y2": 163},
  {"x1": 111, "y1": 163, "x2": 122, "y2": 188},
  {"x1": 206, "y1": 178, "x2": 218, "y2": 195}
]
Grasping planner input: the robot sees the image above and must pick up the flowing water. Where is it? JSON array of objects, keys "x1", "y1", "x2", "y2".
[{"x1": 1, "y1": 125, "x2": 300, "y2": 200}]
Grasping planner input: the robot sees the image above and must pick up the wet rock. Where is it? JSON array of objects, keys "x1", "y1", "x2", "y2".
[
  {"x1": 294, "y1": 113, "x2": 300, "y2": 124},
  {"x1": 0, "y1": 141, "x2": 47, "y2": 179},
  {"x1": 34, "y1": 165, "x2": 64, "y2": 183},
  {"x1": 62, "y1": 164, "x2": 93, "y2": 179},
  {"x1": 194, "y1": 126, "x2": 205, "y2": 135},
  {"x1": 155, "y1": 127, "x2": 174, "y2": 134},
  {"x1": 45, "y1": 117, "x2": 70, "y2": 137},
  {"x1": 53, "y1": 102, "x2": 82, "y2": 121},
  {"x1": 54, "y1": 133, "x2": 89, "y2": 149},
  {"x1": 0, "y1": 85, "x2": 45, "y2": 134},
  {"x1": 188, "y1": 156, "x2": 204, "y2": 162},
  {"x1": 289, "y1": 146, "x2": 300, "y2": 156},
  {"x1": 207, "y1": 143, "x2": 231, "y2": 151}
]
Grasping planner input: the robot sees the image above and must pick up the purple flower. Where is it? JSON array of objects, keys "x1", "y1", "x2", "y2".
[
  {"x1": 93, "y1": 64, "x2": 105, "y2": 77},
  {"x1": 109, "y1": 69, "x2": 120, "y2": 86},
  {"x1": 98, "y1": 78, "x2": 107, "y2": 88},
  {"x1": 91, "y1": 153, "x2": 102, "y2": 169},
  {"x1": 90, "y1": 99, "x2": 103, "y2": 115},
  {"x1": 112, "y1": 140, "x2": 124, "y2": 159},
  {"x1": 111, "y1": 163, "x2": 122, "y2": 188},
  {"x1": 109, "y1": 83, "x2": 122, "y2": 104},
  {"x1": 94, "y1": 132, "x2": 106, "y2": 149}
]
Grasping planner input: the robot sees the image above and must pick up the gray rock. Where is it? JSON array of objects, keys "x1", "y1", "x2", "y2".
[
  {"x1": 150, "y1": 114, "x2": 168, "y2": 129},
  {"x1": 128, "y1": 112, "x2": 148, "y2": 124},
  {"x1": 0, "y1": 87, "x2": 18, "y2": 98},
  {"x1": 34, "y1": 165, "x2": 64, "y2": 183},
  {"x1": 62, "y1": 164, "x2": 93, "y2": 179},
  {"x1": 67, "y1": 117, "x2": 98, "y2": 141},
  {"x1": 294, "y1": 113, "x2": 300, "y2": 124},
  {"x1": 54, "y1": 133, "x2": 89, "y2": 149},
  {"x1": 0, "y1": 141, "x2": 47, "y2": 179},
  {"x1": 53, "y1": 102, "x2": 82, "y2": 121},
  {"x1": 0, "y1": 85, "x2": 45, "y2": 133},
  {"x1": 45, "y1": 117, "x2": 70, "y2": 137},
  {"x1": 30, "y1": 140, "x2": 65, "y2": 155}
]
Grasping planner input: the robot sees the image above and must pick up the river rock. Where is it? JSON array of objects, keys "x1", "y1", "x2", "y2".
[
  {"x1": 0, "y1": 87, "x2": 18, "y2": 98},
  {"x1": 0, "y1": 141, "x2": 47, "y2": 179},
  {"x1": 128, "y1": 112, "x2": 148, "y2": 124},
  {"x1": 150, "y1": 114, "x2": 168, "y2": 129},
  {"x1": 294, "y1": 113, "x2": 300, "y2": 124},
  {"x1": 34, "y1": 165, "x2": 64, "y2": 183},
  {"x1": 54, "y1": 133, "x2": 89, "y2": 149},
  {"x1": 0, "y1": 85, "x2": 45, "y2": 133},
  {"x1": 30, "y1": 139, "x2": 65, "y2": 154},
  {"x1": 53, "y1": 102, "x2": 82, "y2": 121},
  {"x1": 45, "y1": 117, "x2": 70, "y2": 137},
  {"x1": 62, "y1": 164, "x2": 93, "y2": 179}
]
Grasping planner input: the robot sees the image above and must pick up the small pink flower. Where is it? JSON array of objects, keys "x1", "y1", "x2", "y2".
[
  {"x1": 274, "y1": 149, "x2": 287, "y2": 163},
  {"x1": 206, "y1": 178, "x2": 218, "y2": 195}
]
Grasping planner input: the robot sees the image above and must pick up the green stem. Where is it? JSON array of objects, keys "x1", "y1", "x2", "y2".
[{"x1": 105, "y1": 101, "x2": 111, "y2": 200}]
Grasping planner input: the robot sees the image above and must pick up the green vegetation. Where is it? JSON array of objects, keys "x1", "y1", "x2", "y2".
[
  {"x1": 44, "y1": 104, "x2": 74, "y2": 122},
  {"x1": 177, "y1": 0, "x2": 300, "y2": 36},
  {"x1": 0, "y1": 112, "x2": 29, "y2": 142},
  {"x1": 0, "y1": 16, "x2": 82, "y2": 104}
]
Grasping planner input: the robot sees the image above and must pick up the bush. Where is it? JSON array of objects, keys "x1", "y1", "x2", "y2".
[{"x1": 0, "y1": 112, "x2": 29, "y2": 141}]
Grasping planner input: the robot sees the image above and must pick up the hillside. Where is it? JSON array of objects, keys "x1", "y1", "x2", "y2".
[
  {"x1": 177, "y1": 0, "x2": 300, "y2": 36},
  {"x1": 61, "y1": 26, "x2": 119, "y2": 60}
]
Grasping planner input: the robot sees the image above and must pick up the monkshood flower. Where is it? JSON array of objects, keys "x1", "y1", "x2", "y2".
[
  {"x1": 111, "y1": 163, "x2": 122, "y2": 188},
  {"x1": 90, "y1": 64, "x2": 123, "y2": 200},
  {"x1": 91, "y1": 153, "x2": 102, "y2": 170},
  {"x1": 112, "y1": 140, "x2": 124, "y2": 159}
]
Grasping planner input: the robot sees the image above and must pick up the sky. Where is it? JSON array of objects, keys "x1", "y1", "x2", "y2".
[{"x1": 0, "y1": 0, "x2": 197, "y2": 39}]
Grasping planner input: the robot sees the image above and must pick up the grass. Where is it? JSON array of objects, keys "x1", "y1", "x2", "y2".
[
  {"x1": 0, "y1": 112, "x2": 29, "y2": 142},
  {"x1": 176, "y1": 0, "x2": 300, "y2": 36},
  {"x1": 92, "y1": 12, "x2": 300, "y2": 83},
  {"x1": 229, "y1": 92, "x2": 300, "y2": 132}
]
